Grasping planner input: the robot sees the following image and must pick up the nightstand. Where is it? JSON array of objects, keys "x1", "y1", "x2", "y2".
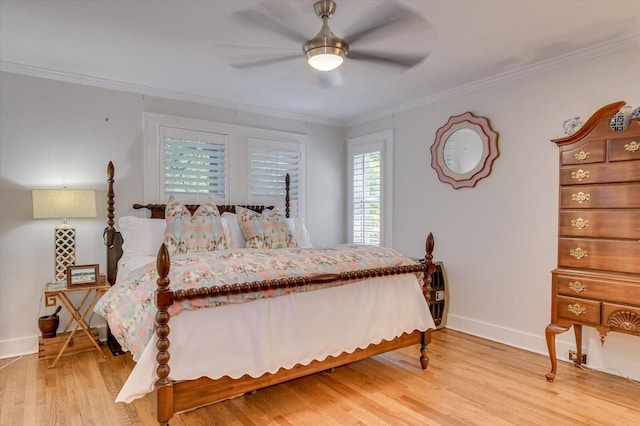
[{"x1": 41, "y1": 280, "x2": 109, "y2": 367}]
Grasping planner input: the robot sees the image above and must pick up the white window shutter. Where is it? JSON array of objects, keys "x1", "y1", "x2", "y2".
[
  {"x1": 159, "y1": 126, "x2": 228, "y2": 203},
  {"x1": 248, "y1": 138, "x2": 302, "y2": 217}
]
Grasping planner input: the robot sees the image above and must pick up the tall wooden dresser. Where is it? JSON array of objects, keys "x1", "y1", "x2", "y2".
[{"x1": 545, "y1": 101, "x2": 640, "y2": 382}]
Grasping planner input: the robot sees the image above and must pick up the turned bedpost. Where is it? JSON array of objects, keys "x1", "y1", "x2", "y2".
[
  {"x1": 155, "y1": 243, "x2": 174, "y2": 425},
  {"x1": 420, "y1": 232, "x2": 435, "y2": 369},
  {"x1": 105, "y1": 161, "x2": 116, "y2": 284},
  {"x1": 285, "y1": 173, "x2": 290, "y2": 218},
  {"x1": 423, "y1": 232, "x2": 435, "y2": 305}
]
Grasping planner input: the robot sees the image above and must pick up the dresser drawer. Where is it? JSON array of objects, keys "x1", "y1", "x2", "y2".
[
  {"x1": 560, "y1": 183, "x2": 640, "y2": 208},
  {"x1": 555, "y1": 273, "x2": 640, "y2": 305},
  {"x1": 559, "y1": 210, "x2": 640, "y2": 239},
  {"x1": 559, "y1": 160, "x2": 640, "y2": 185},
  {"x1": 602, "y1": 303, "x2": 640, "y2": 334},
  {"x1": 561, "y1": 139, "x2": 605, "y2": 165},
  {"x1": 558, "y1": 238, "x2": 640, "y2": 274},
  {"x1": 609, "y1": 136, "x2": 640, "y2": 162},
  {"x1": 556, "y1": 296, "x2": 601, "y2": 325}
]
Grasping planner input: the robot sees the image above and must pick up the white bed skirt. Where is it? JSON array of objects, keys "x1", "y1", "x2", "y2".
[{"x1": 117, "y1": 273, "x2": 435, "y2": 403}]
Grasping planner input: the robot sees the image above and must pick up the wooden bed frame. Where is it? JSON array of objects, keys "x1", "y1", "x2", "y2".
[{"x1": 104, "y1": 161, "x2": 436, "y2": 425}]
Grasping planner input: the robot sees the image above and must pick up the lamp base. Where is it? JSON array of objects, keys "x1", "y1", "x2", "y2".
[{"x1": 55, "y1": 226, "x2": 76, "y2": 282}]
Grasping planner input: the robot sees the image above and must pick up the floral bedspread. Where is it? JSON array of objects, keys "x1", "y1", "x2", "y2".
[{"x1": 94, "y1": 245, "x2": 420, "y2": 360}]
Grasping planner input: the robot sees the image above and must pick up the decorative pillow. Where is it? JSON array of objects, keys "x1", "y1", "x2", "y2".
[
  {"x1": 236, "y1": 206, "x2": 269, "y2": 249},
  {"x1": 263, "y1": 209, "x2": 297, "y2": 249},
  {"x1": 220, "y1": 212, "x2": 246, "y2": 249},
  {"x1": 236, "y1": 207, "x2": 296, "y2": 249},
  {"x1": 164, "y1": 197, "x2": 228, "y2": 255},
  {"x1": 118, "y1": 216, "x2": 166, "y2": 264}
]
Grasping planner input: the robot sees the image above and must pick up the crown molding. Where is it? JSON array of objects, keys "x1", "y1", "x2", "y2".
[
  {"x1": 0, "y1": 61, "x2": 344, "y2": 128},
  {"x1": 2, "y1": 32, "x2": 638, "y2": 129},
  {"x1": 346, "y1": 33, "x2": 640, "y2": 126}
]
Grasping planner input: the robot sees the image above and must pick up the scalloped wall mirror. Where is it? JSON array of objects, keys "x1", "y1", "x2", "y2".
[{"x1": 430, "y1": 112, "x2": 499, "y2": 189}]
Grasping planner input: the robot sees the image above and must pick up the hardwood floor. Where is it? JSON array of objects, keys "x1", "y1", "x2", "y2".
[{"x1": 1, "y1": 329, "x2": 638, "y2": 425}]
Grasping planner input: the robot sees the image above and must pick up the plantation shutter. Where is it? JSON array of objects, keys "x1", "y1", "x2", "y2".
[
  {"x1": 248, "y1": 138, "x2": 301, "y2": 217},
  {"x1": 352, "y1": 149, "x2": 381, "y2": 245},
  {"x1": 160, "y1": 126, "x2": 228, "y2": 202}
]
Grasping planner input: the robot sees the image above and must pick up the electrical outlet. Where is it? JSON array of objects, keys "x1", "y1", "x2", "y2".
[{"x1": 568, "y1": 350, "x2": 587, "y2": 364}]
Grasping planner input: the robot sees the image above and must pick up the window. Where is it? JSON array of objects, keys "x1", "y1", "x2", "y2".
[
  {"x1": 248, "y1": 138, "x2": 303, "y2": 217},
  {"x1": 160, "y1": 126, "x2": 227, "y2": 202},
  {"x1": 347, "y1": 130, "x2": 393, "y2": 246},
  {"x1": 144, "y1": 113, "x2": 306, "y2": 216}
]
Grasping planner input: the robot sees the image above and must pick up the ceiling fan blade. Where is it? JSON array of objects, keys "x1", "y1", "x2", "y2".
[
  {"x1": 233, "y1": 9, "x2": 308, "y2": 44},
  {"x1": 348, "y1": 50, "x2": 427, "y2": 69},
  {"x1": 230, "y1": 53, "x2": 301, "y2": 69},
  {"x1": 344, "y1": 3, "x2": 428, "y2": 45}
]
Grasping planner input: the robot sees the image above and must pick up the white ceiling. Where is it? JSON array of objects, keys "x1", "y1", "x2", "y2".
[{"x1": 2, "y1": 0, "x2": 639, "y2": 125}]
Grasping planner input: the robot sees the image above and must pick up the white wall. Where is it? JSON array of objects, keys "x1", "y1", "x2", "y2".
[
  {"x1": 349, "y1": 45, "x2": 640, "y2": 381},
  {"x1": 2, "y1": 45, "x2": 638, "y2": 382},
  {"x1": 0, "y1": 72, "x2": 346, "y2": 357}
]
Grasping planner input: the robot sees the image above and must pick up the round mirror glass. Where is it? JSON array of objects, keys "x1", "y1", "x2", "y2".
[{"x1": 442, "y1": 128, "x2": 483, "y2": 174}]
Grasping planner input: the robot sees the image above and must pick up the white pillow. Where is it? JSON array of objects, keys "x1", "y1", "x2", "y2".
[
  {"x1": 287, "y1": 217, "x2": 312, "y2": 248},
  {"x1": 118, "y1": 216, "x2": 166, "y2": 265},
  {"x1": 220, "y1": 212, "x2": 246, "y2": 249}
]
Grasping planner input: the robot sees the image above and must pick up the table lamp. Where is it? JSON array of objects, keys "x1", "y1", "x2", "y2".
[{"x1": 32, "y1": 189, "x2": 97, "y2": 282}]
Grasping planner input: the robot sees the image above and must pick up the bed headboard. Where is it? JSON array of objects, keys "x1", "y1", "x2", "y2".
[{"x1": 104, "y1": 161, "x2": 291, "y2": 285}]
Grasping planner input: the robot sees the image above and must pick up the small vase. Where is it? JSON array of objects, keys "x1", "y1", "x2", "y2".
[{"x1": 610, "y1": 106, "x2": 632, "y2": 131}]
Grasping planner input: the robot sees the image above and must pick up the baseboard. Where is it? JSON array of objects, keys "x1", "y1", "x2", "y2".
[
  {"x1": 446, "y1": 313, "x2": 640, "y2": 381},
  {"x1": 1, "y1": 325, "x2": 107, "y2": 359}
]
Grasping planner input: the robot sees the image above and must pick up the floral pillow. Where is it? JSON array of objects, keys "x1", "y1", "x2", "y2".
[
  {"x1": 164, "y1": 197, "x2": 228, "y2": 256},
  {"x1": 236, "y1": 207, "x2": 296, "y2": 249}
]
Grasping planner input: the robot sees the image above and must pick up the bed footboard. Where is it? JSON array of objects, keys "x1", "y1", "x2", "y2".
[{"x1": 152, "y1": 233, "x2": 435, "y2": 425}]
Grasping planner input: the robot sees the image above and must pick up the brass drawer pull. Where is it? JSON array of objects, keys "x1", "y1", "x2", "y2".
[
  {"x1": 570, "y1": 218, "x2": 589, "y2": 229},
  {"x1": 574, "y1": 151, "x2": 590, "y2": 161},
  {"x1": 568, "y1": 304, "x2": 587, "y2": 316},
  {"x1": 568, "y1": 281, "x2": 587, "y2": 293},
  {"x1": 624, "y1": 141, "x2": 639, "y2": 152},
  {"x1": 570, "y1": 169, "x2": 590, "y2": 181},
  {"x1": 571, "y1": 192, "x2": 590, "y2": 204},
  {"x1": 570, "y1": 248, "x2": 588, "y2": 259}
]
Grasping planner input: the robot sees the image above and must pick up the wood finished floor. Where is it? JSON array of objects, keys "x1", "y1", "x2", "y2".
[{"x1": 1, "y1": 329, "x2": 639, "y2": 425}]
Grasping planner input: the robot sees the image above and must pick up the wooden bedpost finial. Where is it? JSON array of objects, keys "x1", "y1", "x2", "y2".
[
  {"x1": 425, "y1": 232, "x2": 434, "y2": 263},
  {"x1": 157, "y1": 243, "x2": 171, "y2": 279}
]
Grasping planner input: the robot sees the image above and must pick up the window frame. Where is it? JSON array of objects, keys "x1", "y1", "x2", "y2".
[
  {"x1": 143, "y1": 113, "x2": 307, "y2": 218},
  {"x1": 248, "y1": 137, "x2": 305, "y2": 218},
  {"x1": 160, "y1": 126, "x2": 229, "y2": 203},
  {"x1": 347, "y1": 129, "x2": 393, "y2": 247}
]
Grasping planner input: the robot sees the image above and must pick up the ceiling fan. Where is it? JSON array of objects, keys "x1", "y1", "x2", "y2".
[{"x1": 228, "y1": 0, "x2": 430, "y2": 75}]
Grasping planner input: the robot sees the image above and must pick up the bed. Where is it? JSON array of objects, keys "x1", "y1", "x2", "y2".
[{"x1": 97, "y1": 161, "x2": 437, "y2": 425}]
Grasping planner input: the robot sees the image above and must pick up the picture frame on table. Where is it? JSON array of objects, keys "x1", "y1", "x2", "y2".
[{"x1": 66, "y1": 264, "x2": 99, "y2": 287}]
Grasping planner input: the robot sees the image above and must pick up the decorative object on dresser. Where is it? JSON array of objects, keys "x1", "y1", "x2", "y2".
[
  {"x1": 32, "y1": 188, "x2": 97, "y2": 282},
  {"x1": 545, "y1": 101, "x2": 640, "y2": 382},
  {"x1": 430, "y1": 112, "x2": 499, "y2": 189}
]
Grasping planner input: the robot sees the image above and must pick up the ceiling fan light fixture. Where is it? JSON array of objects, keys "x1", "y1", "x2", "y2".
[{"x1": 306, "y1": 46, "x2": 345, "y2": 71}]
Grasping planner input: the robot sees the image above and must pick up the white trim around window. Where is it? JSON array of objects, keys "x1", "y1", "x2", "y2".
[
  {"x1": 143, "y1": 112, "x2": 307, "y2": 218},
  {"x1": 347, "y1": 129, "x2": 393, "y2": 247}
]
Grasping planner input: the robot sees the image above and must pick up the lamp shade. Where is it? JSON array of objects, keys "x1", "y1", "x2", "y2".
[{"x1": 32, "y1": 189, "x2": 97, "y2": 219}]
